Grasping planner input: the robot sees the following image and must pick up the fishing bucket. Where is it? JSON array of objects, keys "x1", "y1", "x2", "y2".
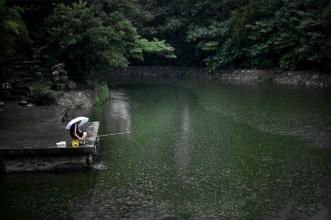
[{"x1": 71, "y1": 139, "x2": 80, "y2": 148}]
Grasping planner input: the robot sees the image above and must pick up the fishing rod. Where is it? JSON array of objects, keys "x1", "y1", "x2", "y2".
[{"x1": 98, "y1": 131, "x2": 131, "y2": 137}]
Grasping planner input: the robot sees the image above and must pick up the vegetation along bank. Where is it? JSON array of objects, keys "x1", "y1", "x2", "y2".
[{"x1": 1, "y1": 0, "x2": 331, "y2": 104}]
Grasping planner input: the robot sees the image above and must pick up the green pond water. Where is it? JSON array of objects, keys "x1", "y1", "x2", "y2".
[{"x1": 1, "y1": 80, "x2": 331, "y2": 219}]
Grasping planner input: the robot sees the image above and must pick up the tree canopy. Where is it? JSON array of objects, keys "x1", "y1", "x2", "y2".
[
  {"x1": 44, "y1": 0, "x2": 175, "y2": 79},
  {"x1": 137, "y1": 0, "x2": 331, "y2": 71},
  {"x1": 1, "y1": 0, "x2": 330, "y2": 77},
  {"x1": 0, "y1": 0, "x2": 28, "y2": 63}
]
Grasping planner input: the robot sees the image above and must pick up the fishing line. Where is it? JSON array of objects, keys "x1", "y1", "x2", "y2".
[{"x1": 98, "y1": 131, "x2": 131, "y2": 137}]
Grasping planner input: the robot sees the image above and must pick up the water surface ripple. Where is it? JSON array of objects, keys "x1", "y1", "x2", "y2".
[{"x1": 1, "y1": 81, "x2": 330, "y2": 220}]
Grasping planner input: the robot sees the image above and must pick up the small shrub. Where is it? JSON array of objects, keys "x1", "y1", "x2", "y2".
[{"x1": 30, "y1": 82, "x2": 56, "y2": 105}]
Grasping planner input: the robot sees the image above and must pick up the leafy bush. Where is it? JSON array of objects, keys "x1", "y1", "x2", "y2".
[{"x1": 30, "y1": 83, "x2": 56, "y2": 105}]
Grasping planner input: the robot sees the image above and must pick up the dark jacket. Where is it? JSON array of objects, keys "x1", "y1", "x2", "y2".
[{"x1": 70, "y1": 123, "x2": 83, "y2": 139}]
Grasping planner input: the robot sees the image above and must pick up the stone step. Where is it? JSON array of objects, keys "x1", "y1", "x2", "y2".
[
  {"x1": 10, "y1": 89, "x2": 30, "y2": 97},
  {"x1": 11, "y1": 84, "x2": 30, "y2": 90},
  {"x1": 5, "y1": 95, "x2": 27, "y2": 100},
  {"x1": 53, "y1": 76, "x2": 69, "y2": 81},
  {"x1": 12, "y1": 82, "x2": 31, "y2": 89},
  {"x1": 10, "y1": 60, "x2": 41, "y2": 65},
  {"x1": 26, "y1": 76, "x2": 38, "y2": 81},
  {"x1": 17, "y1": 72, "x2": 30, "y2": 77}
]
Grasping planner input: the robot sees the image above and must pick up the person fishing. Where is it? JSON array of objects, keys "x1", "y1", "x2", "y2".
[
  {"x1": 65, "y1": 117, "x2": 89, "y2": 146},
  {"x1": 70, "y1": 121, "x2": 87, "y2": 145}
]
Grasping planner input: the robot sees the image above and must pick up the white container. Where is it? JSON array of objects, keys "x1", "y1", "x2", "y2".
[{"x1": 56, "y1": 141, "x2": 67, "y2": 148}]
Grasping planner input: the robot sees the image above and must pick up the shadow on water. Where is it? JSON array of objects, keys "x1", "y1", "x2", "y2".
[{"x1": 0, "y1": 171, "x2": 98, "y2": 220}]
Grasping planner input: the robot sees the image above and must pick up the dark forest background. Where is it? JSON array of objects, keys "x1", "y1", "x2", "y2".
[{"x1": 1, "y1": 0, "x2": 331, "y2": 79}]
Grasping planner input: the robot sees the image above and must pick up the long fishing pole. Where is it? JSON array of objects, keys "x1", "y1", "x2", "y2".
[{"x1": 98, "y1": 131, "x2": 131, "y2": 137}]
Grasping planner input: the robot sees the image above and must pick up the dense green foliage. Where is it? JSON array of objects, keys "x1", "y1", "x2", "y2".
[
  {"x1": 0, "y1": 0, "x2": 28, "y2": 63},
  {"x1": 138, "y1": 0, "x2": 331, "y2": 71},
  {"x1": 44, "y1": 0, "x2": 174, "y2": 80},
  {"x1": 1, "y1": 0, "x2": 330, "y2": 75}
]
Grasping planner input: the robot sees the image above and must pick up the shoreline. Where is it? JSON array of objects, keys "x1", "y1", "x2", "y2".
[{"x1": 110, "y1": 66, "x2": 331, "y2": 88}]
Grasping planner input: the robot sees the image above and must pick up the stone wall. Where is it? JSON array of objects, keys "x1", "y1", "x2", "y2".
[
  {"x1": 0, "y1": 60, "x2": 43, "y2": 100},
  {"x1": 111, "y1": 66, "x2": 331, "y2": 88},
  {"x1": 273, "y1": 71, "x2": 331, "y2": 87},
  {"x1": 215, "y1": 69, "x2": 274, "y2": 83},
  {"x1": 111, "y1": 66, "x2": 209, "y2": 79},
  {"x1": 215, "y1": 69, "x2": 331, "y2": 88}
]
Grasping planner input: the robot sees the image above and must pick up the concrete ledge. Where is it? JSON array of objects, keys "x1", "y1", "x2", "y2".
[
  {"x1": 1, "y1": 155, "x2": 94, "y2": 172},
  {"x1": 0, "y1": 147, "x2": 96, "y2": 156},
  {"x1": 0, "y1": 121, "x2": 100, "y2": 172}
]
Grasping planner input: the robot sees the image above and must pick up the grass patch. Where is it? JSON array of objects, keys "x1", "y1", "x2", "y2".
[{"x1": 94, "y1": 81, "x2": 110, "y2": 106}]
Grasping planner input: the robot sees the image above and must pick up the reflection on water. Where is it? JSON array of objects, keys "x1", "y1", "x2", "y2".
[
  {"x1": 175, "y1": 97, "x2": 191, "y2": 175},
  {"x1": 0, "y1": 172, "x2": 97, "y2": 220},
  {"x1": 0, "y1": 81, "x2": 330, "y2": 220},
  {"x1": 106, "y1": 89, "x2": 131, "y2": 133}
]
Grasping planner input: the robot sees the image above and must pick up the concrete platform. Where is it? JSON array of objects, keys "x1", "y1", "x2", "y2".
[
  {"x1": 0, "y1": 101, "x2": 91, "y2": 149},
  {"x1": 0, "y1": 121, "x2": 100, "y2": 172}
]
